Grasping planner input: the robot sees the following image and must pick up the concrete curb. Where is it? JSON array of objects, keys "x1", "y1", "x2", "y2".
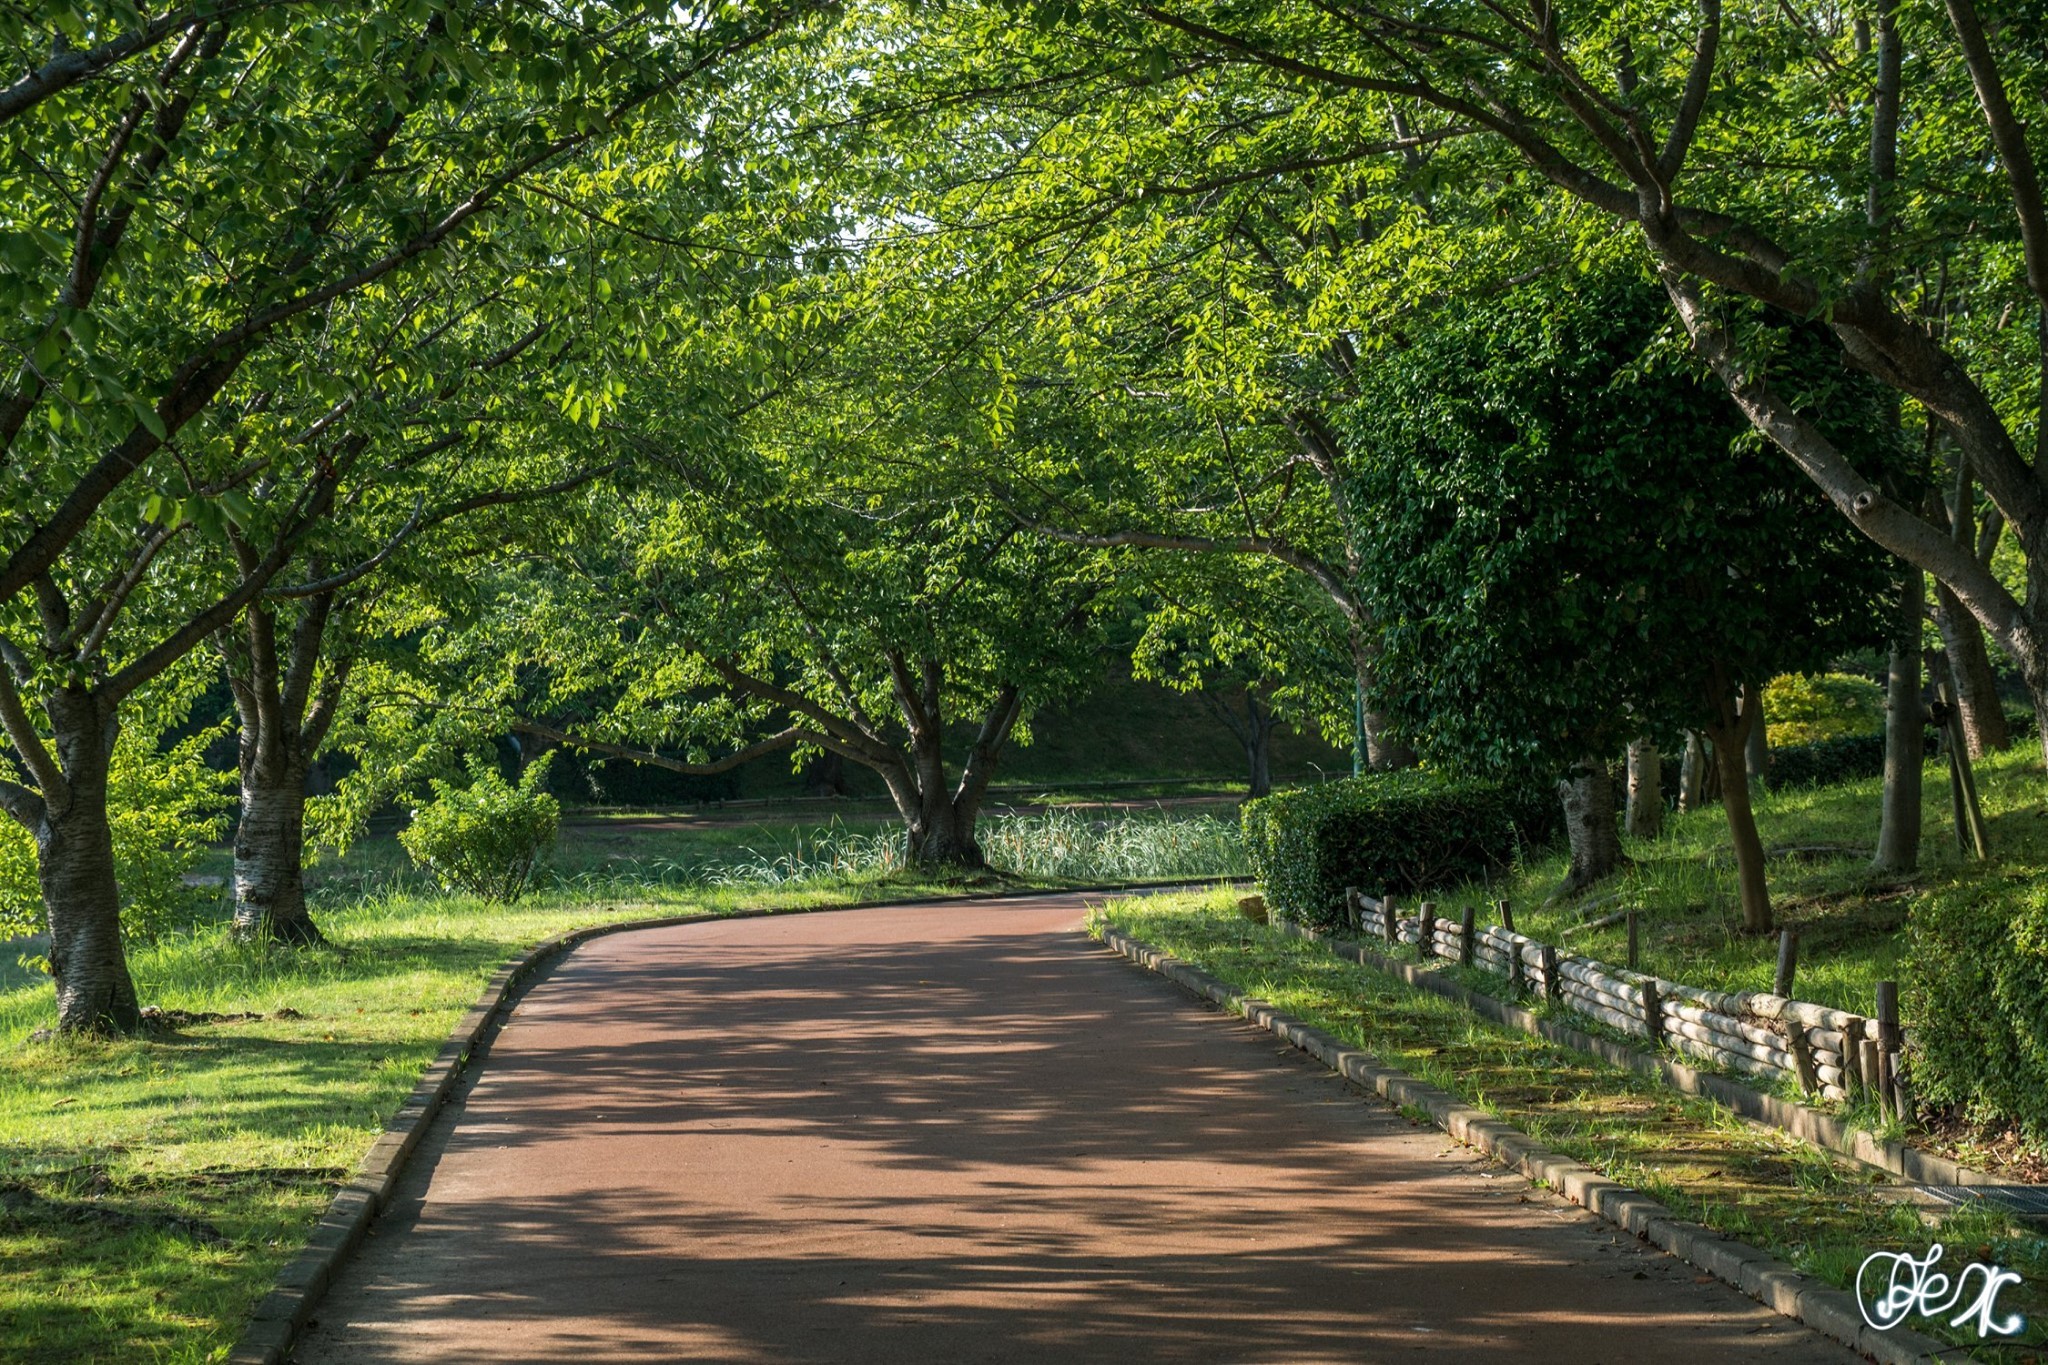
[
  {"x1": 1278, "y1": 920, "x2": 2007, "y2": 1193},
  {"x1": 1097, "y1": 922, "x2": 1952, "y2": 1365},
  {"x1": 228, "y1": 882, "x2": 1218, "y2": 1365}
]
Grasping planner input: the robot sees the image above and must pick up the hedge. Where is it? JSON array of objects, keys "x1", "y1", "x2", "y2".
[
  {"x1": 1241, "y1": 772, "x2": 1561, "y2": 929},
  {"x1": 1906, "y1": 876, "x2": 2048, "y2": 1142}
]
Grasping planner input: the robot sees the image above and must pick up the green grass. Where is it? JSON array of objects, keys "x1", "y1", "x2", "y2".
[
  {"x1": 1097, "y1": 888, "x2": 2048, "y2": 1359},
  {"x1": 1412, "y1": 745, "x2": 2048, "y2": 1019}
]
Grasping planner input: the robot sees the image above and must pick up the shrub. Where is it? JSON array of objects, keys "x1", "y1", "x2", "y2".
[
  {"x1": 1764, "y1": 672, "x2": 1885, "y2": 746},
  {"x1": 1241, "y1": 772, "x2": 1560, "y2": 929},
  {"x1": 399, "y1": 755, "x2": 559, "y2": 903},
  {"x1": 1765, "y1": 732, "x2": 1888, "y2": 788},
  {"x1": 0, "y1": 719, "x2": 233, "y2": 954},
  {"x1": 1906, "y1": 877, "x2": 2048, "y2": 1142}
]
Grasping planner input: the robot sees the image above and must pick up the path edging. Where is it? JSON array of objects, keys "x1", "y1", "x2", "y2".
[
  {"x1": 1277, "y1": 920, "x2": 2003, "y2": 1193},
  {"x1": 228, "y1": 881, "x2": 1234, "y2": 1365},
  {"x1": 1096, "y1": 922, "x2": 1949, "y2": 1365}
]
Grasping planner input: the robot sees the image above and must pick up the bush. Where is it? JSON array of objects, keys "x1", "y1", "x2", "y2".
[
  {"x1": 1242, "y1": 772, "x2": 1560, "y2": 929},
  {"x1": 1906, "y1": 878, "x2": 2048, "y2": 1142},
  {"x1": 1764, "y1": 672, "x2": 1885, "y2": 746},
  {"x1": 399, "y1": 755, "x2": 559, "y2": 903},
  {"x1": 0, "y1": 718, "x2": 232, "y2": 953},
  {"x1": 1765, "y1": 732, "x2": 1888, "y2": 788}
]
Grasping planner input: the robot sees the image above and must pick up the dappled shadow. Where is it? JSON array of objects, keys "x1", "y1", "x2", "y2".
[{"x1": 295, "y1": 897, "x2": 1853, "y2": 1364}]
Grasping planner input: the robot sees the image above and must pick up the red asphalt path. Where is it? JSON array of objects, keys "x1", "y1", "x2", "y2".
[{"x1": 291, "y1": 894, "x2": 1858, "y2": 1363}]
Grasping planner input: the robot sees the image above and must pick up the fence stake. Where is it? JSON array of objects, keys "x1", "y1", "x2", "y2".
[
  {"x1": 1774, "y1": 929, "x2": 1798, "y2": 999},
  {"x1": 1345, "y1": 887, "x2": 1360, "y2": 932},
  {"x1": 1841, "y1": 1016, "x2": 1867, "y2": 1095},
  {"x1": 1784, "y1": 1022, "x2": 1820, "y2": 1095},
  {"x1": 1875, "y1": 982, "x2": 1901, "y2": 1121},
  {"x1": 1639, "y1": 977, "x2": 1661, "y2": 1044},
  {"x1": 1626, "y1": 911, "x2": 1639, "y2": 971},
  {"x1": 1507, "y1": 941, "x2": 1526, "y2": 997},
  {"x1": 1497, "y1": 899, "x2": 1515, "y2": 933},
  {"x1": 1539, "y1": 944, "x2": 1560, "y2": 1003},
  {"x1": 1459, "y1": 906, "x2": 1476, "y2": 967},
  {"x1": 1418, "y1": 902, "x2": 1436, "y2": 960},
  {"x1": 1383, "y1": 894, "x2": 1399, "y2": 948}
]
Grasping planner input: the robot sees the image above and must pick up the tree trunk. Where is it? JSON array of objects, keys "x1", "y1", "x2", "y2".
[
  {"x1": 1350, "y1": 632, "x2": 1416, "y2": 771},
  {"x1": 232, "y1": 752, "x2": 324, "y2": 945},
  {"x1": 1242, "y1": 688, "x2": 1274, "y2": 798},
  {"x1": 1706, "y1": 709, "x2": 1773, "y2": 935},
  {"x1": 1678, "y1": 732, "x2": 1709, "y2": 812},
  {"x1": 1625, "y1": 739, "x2": 1663, "y2": 839},
  {"x1": 803, "y1": 750, "x2": 849, "y2": 798},
  {"x1": 1247, "y1": 719, "x2": 1272, "y2": 799},
  {"x1": 907, "y1": 796, "x2": 986, "y2": 869},
  {"x1": 1556, "y1": 757, "x2": 1625, "y2": 895},
  {"x1": 1932, "y1": 580, "x2": 2009, "y2": 756},
  {"x1": 1874, "y1": 572, "x2": 1925, "y2": 874},
  {"x1": 1744, "y1": 684, "x2": 1769, "y2": 789},
  {"x1": 41, "y1": 690, "x2": 141, "y2": 1035}
]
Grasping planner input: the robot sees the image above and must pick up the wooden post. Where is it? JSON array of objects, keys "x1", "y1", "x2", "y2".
[
  {"x1": 1639, "y1": 977, "x2": 1661, "y2": 1044},
  {"x1": 1345, "y1": 887, "x2": 1360, "y2": 932},
  {"x1": 1539, "y1": 944, "x2": 1560, "y2": 1003},
  {"x1": 1940, "y1": 682, "x2": 1990, "y2": 858},
  {"x1": 1841, "y1": 1016, "x2": 1867, "y2": 1094},
  {"x1": 1383, "y1": 894, "x2": 1399, "y2": 948},
  {"x1": 1859, "y1": 1036, "x2": 1883, "y2": 1102},
  {"x1": 1507, "y1": 941, "x2": 1526, "y2": 997},
  {"x1": 1418, "y1": 902, "x2": 1436, "y2": 960},
  {"x1": 1626, "y1": 911, "x2": 1639, "y2": 971},
  {"x1": 1893, "y1": 1066, "x2": 1917, "y2": 1128},
  {"x1": 1497, "y1": 899, "x2": 1515, "y2": 933},
  {"x1": 1774, "y1": 929, "x2": 1798, "y2": 999},
  {"x1": 1460, "y1": 906, "x2": 1476, "y2": 967},
  {"x1": 1784, "y1": 1023, "x2": 1821, "y2": 1095},
  {"x1": 1874, "y1": 982, "x2": 1902, "y2": 1121}
]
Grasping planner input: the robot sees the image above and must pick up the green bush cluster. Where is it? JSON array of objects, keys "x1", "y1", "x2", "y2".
[
  {"x1": 1241, "y1": 772, "x2": 1559, "y2": 928},
  {"x1": 398, "y1": 756, "x2": 560, "y2": 904},
  {"x1": 1765, "y1": 732, "x2": 1889, "y2": 789},
  {"x1": 1906, "y1": 877, "x2": 2048, "y2": 1142},
  {"x1": 1763, "y1": 672, "x2": 1886, "y2": 746}
]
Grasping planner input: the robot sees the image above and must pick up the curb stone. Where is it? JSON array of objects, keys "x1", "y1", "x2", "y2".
[
  {"x1": 228, "y1": 881, "x2": 1231, "y2": 1365},
  {"x1": 1097, "y1": 922, "x2": 1951, "y2": 1365}
]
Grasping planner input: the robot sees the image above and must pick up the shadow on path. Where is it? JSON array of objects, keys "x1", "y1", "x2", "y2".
[{"x1": 293, "y1": 896, "x2": 1854, "y2": 1364}]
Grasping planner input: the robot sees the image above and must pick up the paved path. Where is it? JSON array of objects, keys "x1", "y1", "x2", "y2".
[{"x1": 294, "y1": 894, "x2": 1857, "y2": 1363}]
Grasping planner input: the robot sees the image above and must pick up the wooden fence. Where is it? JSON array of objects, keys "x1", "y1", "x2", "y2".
[{"x1": 1345, "y1": 889, "x2": 1911, "y2": 1116}]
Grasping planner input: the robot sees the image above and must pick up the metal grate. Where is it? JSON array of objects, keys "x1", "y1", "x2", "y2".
[{"x1": 1916, "y1": 1184, "x2": 2048, "y2": 1220}]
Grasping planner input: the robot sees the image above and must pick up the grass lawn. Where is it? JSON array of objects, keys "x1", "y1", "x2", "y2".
[
  {"x1": 0, "y1": 870, "x2": 1029, "y2": 1365},
  {"x1": 1095, "y1": 887, "x2": 2048, "y2": 1359}
]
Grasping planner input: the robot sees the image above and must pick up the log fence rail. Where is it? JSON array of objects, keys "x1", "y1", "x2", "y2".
[{"x1": 1342, "y1": 888, "x2": 1908, "y2": 1112}]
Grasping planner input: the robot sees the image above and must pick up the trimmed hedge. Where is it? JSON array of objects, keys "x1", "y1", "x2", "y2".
[
  {"x1": 1906, "y1": 877, "x2": 2048, "y2": 1142},
  {"x1": 1242, "y1": 772, "x2": 1561, "y2": 929}
]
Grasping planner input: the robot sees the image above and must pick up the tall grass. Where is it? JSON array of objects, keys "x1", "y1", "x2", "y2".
[{"x1": 552, "y1": 809, "x2": 1247, "y2": 891}]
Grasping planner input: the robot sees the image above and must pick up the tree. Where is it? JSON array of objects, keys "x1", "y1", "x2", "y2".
[
  {"x1": 1105, "y1": 0, "x2": 2048, "y2": 763},
  {"x1": 1347, "y1": 270, "x2": 1901, "y2": 927},
  {"x1": 0, "y1": 1, "x2": 835, "y2": 1031}
]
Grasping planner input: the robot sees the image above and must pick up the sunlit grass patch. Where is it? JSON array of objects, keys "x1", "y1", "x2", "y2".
[{"x1": 1095, "y1": 888, "x2": 2048, "y2": 1356}]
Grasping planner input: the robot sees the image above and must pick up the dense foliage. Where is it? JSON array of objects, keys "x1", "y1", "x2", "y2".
[
  {"x1": 1242, "y1": 773, "x2": 1560, "y2": 928},
  {"x1": 398, "y1": 757, "x2": 560, "y2": 904},
  {"x1": 1907, "y1": 879, "x2": 2048, "y2": 1144}
]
